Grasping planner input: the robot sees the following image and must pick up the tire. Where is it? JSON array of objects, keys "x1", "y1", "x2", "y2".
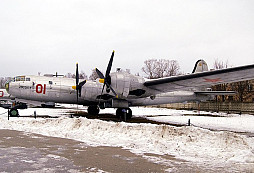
[
  {"x1": 116, "y1": 108, "x2": 122, "y2": 118},
  {"x1": 116, "y1": 108, "x2": 132, "y2": 119},
  {"x1": 126, "y1": 108, "x2": 132, "y2": 119},
  {"x1": 88, "y1": 105, "x2": 100, "y2": 115}
]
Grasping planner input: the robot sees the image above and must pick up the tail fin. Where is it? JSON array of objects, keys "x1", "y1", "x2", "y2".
[{"x1": 192, "y1": 59, "x2": 208, "y2": 73}]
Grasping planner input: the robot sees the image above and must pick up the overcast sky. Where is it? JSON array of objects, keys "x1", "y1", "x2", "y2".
[{"x1": 0, "y1": 0, "x2": 254, "y2": 77}]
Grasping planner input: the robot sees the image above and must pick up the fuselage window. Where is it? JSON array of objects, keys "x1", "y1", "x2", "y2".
[{"x1": 49, "y1": 81, "x2": 53, "y2": 85}]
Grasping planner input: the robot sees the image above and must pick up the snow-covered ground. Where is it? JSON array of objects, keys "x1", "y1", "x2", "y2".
[
  {"x1": 0, "y1": 105, "x2": 254, "y2": 170},
  {"x1": 131, "y1": 107, "x2": 254, "y2": 133}
]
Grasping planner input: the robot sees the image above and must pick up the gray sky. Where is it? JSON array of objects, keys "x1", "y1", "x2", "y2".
[{"x1": 0, "y1": 0, "x2": 254, "y2": 77}]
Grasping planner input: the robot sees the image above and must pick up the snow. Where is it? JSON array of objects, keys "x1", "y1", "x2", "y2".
[
  {"x1": 134, "y1": 108, "x2": 254, "y2": 133},
  {"x1": 0, "y1": 105, "x2": 254, "y2": 167}
]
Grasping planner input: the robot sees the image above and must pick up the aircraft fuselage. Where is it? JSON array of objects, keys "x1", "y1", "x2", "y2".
[{"x1": 6, "y1": 74, "x2": 210, "y2": 108}]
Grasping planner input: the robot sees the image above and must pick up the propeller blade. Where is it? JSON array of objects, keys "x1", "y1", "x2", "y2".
[
  {"x1": 96, "y1": 68, "x2": 106, "y2": 100},
  {"x1": 76, "y1": 63, "x2": 79, "y2": 104},
  {"x1": 76, "y1": 89, "x2": 79, "y2": 104},
  {"x1": 76, "y1": 63, "x2": 79, "y2": 86},
  {"x1": 95, "y1": 68, "x2": 105, "y2": 79},
  {"x1": 77, "y1": 80, "x2": 86, "y2": 97},
  {"x1": 101, "y1": 83, "x2": 106, "y2": 95},
  {"x1": 97, "y1": 50, "x2": 118, "y2": 100},
  {"x1": 105, "y1": 50, "x2": 114, "y2": 78},
  {"x1": 105, "y1": 81, "x2": 117, "y2": 97},
  {"x1": 79, "y1": 80, "x2": 86, "y2": 87}
]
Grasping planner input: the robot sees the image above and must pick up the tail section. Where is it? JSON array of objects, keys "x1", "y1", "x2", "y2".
[{"x1": 192, "y1": 60, "x2": 208, "y2": 73}]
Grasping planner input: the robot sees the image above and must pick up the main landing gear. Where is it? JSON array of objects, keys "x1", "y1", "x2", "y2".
[
  {"x1": 116, "y1": 108, "x2": 132, "y2": 120},
  {"x1": 87, "y1": 105, "x2": 133, "y2": 120},
  {"x1": 87, "y1": 105, "x2": 100, "y2": 115}
]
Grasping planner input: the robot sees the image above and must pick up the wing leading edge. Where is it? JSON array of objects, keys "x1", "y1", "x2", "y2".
[{"x1": 144, "y1": 63, "x2": 254, "y2": 92}]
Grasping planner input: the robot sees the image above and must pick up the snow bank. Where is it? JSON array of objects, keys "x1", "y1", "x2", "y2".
[{"x1": 1, "y1": 113, "x2": 254, "y2": 165}]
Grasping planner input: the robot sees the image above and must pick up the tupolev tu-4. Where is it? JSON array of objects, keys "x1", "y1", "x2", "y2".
[{"x1": 3, "y1": 51, "x2": 254, "y2": 118}]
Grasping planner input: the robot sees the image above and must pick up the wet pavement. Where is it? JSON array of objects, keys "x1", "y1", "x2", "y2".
[
  {"x1": 0, "y1": 129, "x2": 174, "y2": 172},
  {"x1": 0, "y1": 129, "x2": 253, "y2": 173}
]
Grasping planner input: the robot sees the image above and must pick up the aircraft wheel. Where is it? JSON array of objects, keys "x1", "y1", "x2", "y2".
[
  {"x1": 87, "y1": 105, "x2": 100, "y2": 115},
  {"x1": 116, "y1": 108, "x2": 132, "y2": 120},
  {"x1": 116, "y1": 108, "x2": 122, "y2": 118},
  {"x1": 10, "y1": 108, "x2": 19, "y2": 117},
  {"x1": 126, "y1": 108, "x2": 132, "y2": 119}
]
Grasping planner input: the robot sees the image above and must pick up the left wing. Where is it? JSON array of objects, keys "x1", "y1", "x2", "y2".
[{"x1": 144, "y1": 64, "x2": 254, "y2": 92}]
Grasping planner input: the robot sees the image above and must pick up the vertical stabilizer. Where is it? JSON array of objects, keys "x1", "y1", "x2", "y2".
[{"x1": 192, "y1": 60, "x2": 208, "y2": 73}]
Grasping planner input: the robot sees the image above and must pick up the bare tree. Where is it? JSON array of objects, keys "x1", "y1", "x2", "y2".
[
  {"x1": 65, "y1": 71, "x2": 87, "y2": 80},
  {"x1": 0, "y1": 77, "x2": 4, "y2": 89},
  {"x1": 142, "y1": 59, "x2": 180, "y2": 79},
  {"x1": 65, "y1": 73, "x2": 73, "y2": 78},
  {"x1": 212, "y1": 59, "x2": 230, "y2": 102},
  {"x1": 167, "y1": 60, "x2": 180, "y2": 76},
  {"x1": 142, "y1": 59, "x2": 158, "y2": 79},
  {"x1": 79, "y1": 71, "x2": 87, "y2": 79},
  {"x1": 0, "y1": 77, "x2": 11, "y2": 89},
  {"x1": 89, "y1": 69, "x2": 99, "y2": 81},
  {"x1": 213, "y1": 59, "x2": 229, "y2": 70},
  {"x1": 230, "y1": 81, "x2": 250, "y2": 102}
]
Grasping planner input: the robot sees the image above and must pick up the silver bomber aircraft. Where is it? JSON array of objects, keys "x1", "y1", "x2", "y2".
[{"x1": 4, "y1": 51, "x2": 254, "y2": 118}]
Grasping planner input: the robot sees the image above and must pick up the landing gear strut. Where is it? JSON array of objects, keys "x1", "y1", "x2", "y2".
[
  {"x1": 88, "y1": 105, "x2": 100, "y2": 115},
  {"x1": 116, "y1": 108, "x2": 132, "y2": 120}
]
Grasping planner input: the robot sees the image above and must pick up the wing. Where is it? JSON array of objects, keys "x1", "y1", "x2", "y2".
[{"x1": 144, "y1": 64, "x2": 254, "y2": 92}]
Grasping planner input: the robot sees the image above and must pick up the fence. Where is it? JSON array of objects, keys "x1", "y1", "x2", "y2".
[{"x1": 158, "y1": 102, "x2": 254, "y2": 114}]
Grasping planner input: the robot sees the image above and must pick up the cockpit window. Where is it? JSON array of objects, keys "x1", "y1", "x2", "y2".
[
  {"x1": 26, "y1": 78, "x2": 30, "y2": 81},
  {"x1": 15, "y1": 76, "x2": 25, "y2": 81}
]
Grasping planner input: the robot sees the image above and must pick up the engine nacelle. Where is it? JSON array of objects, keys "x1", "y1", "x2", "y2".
[{"x1": 111, "y1": 71, "x2": 146, "y2": 99}]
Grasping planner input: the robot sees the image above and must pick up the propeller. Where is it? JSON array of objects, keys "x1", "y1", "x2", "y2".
[
  {"x1": 73, "y1": 63, "x2": 86, "y2": 103},
  {"x1": 96, "y1": 50, "x2": 118, "y2": 98}
]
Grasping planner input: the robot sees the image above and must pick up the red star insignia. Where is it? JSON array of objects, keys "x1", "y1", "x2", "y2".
[{"x1": 204, "y1": 78, "x2": 222, "y2": 83}]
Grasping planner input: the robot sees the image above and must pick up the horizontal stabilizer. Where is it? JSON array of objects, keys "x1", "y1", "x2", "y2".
[
  {"x1": 15, "y1": 98, "x2": 45, "y2": 107},
  {"x1": 195, "y1": 91, "x2": 236, "y2": 95}
]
